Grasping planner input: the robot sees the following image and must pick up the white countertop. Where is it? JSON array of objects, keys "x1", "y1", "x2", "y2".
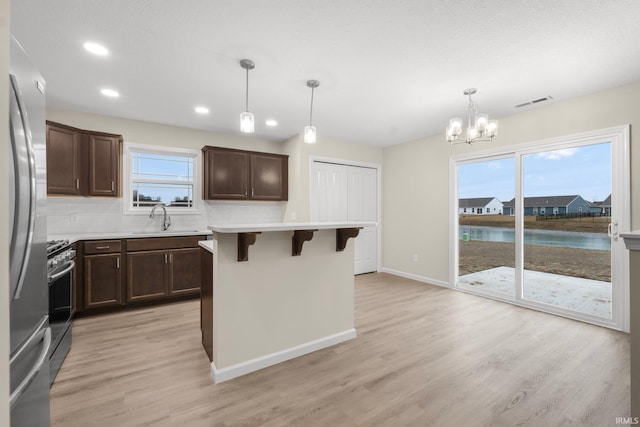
[
  {"x1": 207, "y1": 222, "x2": 376, "y2": 233},
  {"x1": 49, "y1": 229, "x2": 212, "y2": 244},
  {"x1": 199, "y1": 240, "x2": 214, "y2": 253},
  {"x1": 621, "y1": 231, "x2": 640, "y2": 250}
]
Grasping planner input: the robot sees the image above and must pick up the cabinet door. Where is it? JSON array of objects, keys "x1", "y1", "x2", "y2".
[
  {"x1": 250, "y1": 154, "x2": 288, "y2": 200},
  {"x1": 47, "y1": 124, "x2": 82, "y2": 195},
  {"x1": 127, "y1": 251, "x2": 168, "y2": 302},
  {"x1": 168, "y1": 248, "x2": 201, "y2": 295},
  {"x1": 85, "y1": 254, "x2": 122, "y2": 308},
  {"x1": 200, "y1": 248, "x2": 213, "y2": 362},
  {"x1": 88, "y1": 134, "x2": 119, "y2": 197},
  {"x1": 203, "y1": 149, "x2": 249, "y2": 199}
]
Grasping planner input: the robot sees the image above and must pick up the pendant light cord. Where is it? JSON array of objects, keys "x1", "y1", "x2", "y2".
[
  {"x1": 309, "y1": 86, "x2": 315, "y2": 126},
  {"x1": 245, "y1": 68, "x2": 250, "y2": 112}
]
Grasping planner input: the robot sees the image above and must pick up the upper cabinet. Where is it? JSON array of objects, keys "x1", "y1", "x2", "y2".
[
  {"x1": 46, "y1": 121, "x2": 122, "y2": 197},
  {"x1": 202, "y1": 146, "x2": 288, "y2": 201},
  {"x1": 46, "y1": 122, "x2": 82, "y2": 195}
]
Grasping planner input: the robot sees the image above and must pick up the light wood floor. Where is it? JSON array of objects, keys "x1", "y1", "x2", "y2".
[{"x1": 50, "y1": 273, "x2": 629, "y2": 426}]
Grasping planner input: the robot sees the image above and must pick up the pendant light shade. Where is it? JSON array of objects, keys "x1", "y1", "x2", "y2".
[
  {"x1": 304, "y1": 125, "x2": 316, "y2": 144},
  {"x1": 304, "y1": 80, "x2": 320, "y2": 144},
  {"x1": 239, "y1": 59, "x2": 255, "y2": 134}
]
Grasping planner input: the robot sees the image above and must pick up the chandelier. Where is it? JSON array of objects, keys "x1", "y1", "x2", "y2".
[{"x1": 446, "y1": 88, "x2": 497, "y2": 145}]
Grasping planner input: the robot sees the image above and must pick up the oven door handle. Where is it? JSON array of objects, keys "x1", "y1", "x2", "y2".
[{"x1": 48, "y1": 260, "x2": 75, "y2": 283}]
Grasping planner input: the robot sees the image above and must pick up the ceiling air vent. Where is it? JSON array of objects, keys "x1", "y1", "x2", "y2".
[{"x1": 515, "y1": 95, "x2": 554, "y2": 108}]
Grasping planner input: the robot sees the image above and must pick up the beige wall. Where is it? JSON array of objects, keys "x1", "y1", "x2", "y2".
[
  {"x1": 383, "y1": 81, "x2": 640, "y2": 283},
  {"x1": 282, "y1": 133, "x2": 383, "y2": 222},
  {"x1": 213, "y1": 229, "x2": 355, "y2": 368},
  {"x1": 47, "y1": 108, "x2": 284, "y2": 154},
  {"x1": 1, "y1": 0, "x2": 10, "y2": 425}
]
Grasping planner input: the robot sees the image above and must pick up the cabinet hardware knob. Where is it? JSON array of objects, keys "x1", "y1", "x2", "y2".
[
  {"x1": 165, "y1": 253, "x2": 168, "y2": 263},
  {"x1": 116, "y1": 257, "x2": 120, "y2": 269},
  {"x1": 76, "y1": 178, "x2": 80, "y2": 190},
  {"x1": 111, "y1": 181, "x2": 115, "y2": 191},
  {"x1": 95, "y1": 246, "x2": 110, "y2": 250}
]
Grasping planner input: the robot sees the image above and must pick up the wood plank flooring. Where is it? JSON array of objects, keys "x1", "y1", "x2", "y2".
[{"x1": 50, "y1": 273, "x2": 630, "y2": 426}]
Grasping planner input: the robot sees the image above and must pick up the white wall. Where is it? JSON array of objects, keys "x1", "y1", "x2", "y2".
[
  {"x1": 282, "y1": 133, "x2": 383, "y2": 222},
  {"x1": 383, "y1": 81, "x2": 640, "y2": 283},
  {"x1": 1, "y1": 1, "x2": 11, "y2": 425}
]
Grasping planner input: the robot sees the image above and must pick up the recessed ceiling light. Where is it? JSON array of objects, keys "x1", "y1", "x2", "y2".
[
  {"x1": 195, "y1": 106, "x2": 210, "y2": 114},
  {"x1": 83, "y1": 42, "x2": 109, "y2": 56},
  {"x1": 265, "y1": 119, "x2": 278, "y2": 127},
  {"x1": 100, "y1": 88, "x2": 119, "y2": 98}
]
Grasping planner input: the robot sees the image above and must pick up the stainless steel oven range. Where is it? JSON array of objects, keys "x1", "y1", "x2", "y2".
[{"x1": 47, "y1": 239, "x2": 74, "y2": 384}]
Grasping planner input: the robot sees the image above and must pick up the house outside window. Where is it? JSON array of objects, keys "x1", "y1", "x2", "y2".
[
  {"x1": 533, "y1": 207, "x2": 538, "y2": 214},
  {"x1": 553, "y1": 207, "x2": 559, "y2": 214},
  {"x1": 540, "y1": 207, "x2": 546, "y2": 214},
  {"x1": 123, "y1": 143, "x2": 201, "y2": 214}
]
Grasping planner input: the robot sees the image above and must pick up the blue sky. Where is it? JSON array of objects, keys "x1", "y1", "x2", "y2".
[{"x1": 458, "y1": 142, "x2": 611, "y2": 202}]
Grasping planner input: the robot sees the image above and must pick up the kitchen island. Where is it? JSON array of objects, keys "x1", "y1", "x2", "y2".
[{"x1": 199, "y1": 222, "x2": 374, "y2": 383}]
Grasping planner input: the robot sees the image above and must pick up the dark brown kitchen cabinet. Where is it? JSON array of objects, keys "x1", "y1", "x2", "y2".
[
  {"x1": 46, "y1": 121, "x2": 122, "y2": 197},
  {"x1": 126, "y1": 237, "x2": 204, "y2": 303},
  {"x1": 75, "y1": 236, "x2": 206, "y2": 315},
  {"x1": 169, "y1": 248, "x2": 201, "y2": 295},
  {"x1": 127, "y1": 250, "x2": 168, "y2": 302},
  {"x1": 200, "y1": 247, "x2": 213, "y2": 362},
  {"x1": 84, "y1": 253, "x2": 122, "y2": 309},
  {"x1": 202, "y1": 146, "x2": 288, "y2": 201},
  {"x1": 46, "y1": 123, "x2": 82, "y2": 195},
  {"x1": 88, "y1": 134, "x2": 120, "y2": 196}
]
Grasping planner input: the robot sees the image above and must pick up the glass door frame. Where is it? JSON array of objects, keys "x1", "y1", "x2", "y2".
[{"x1": 449, "y1": 125, "x2": 630, "y2": 331}]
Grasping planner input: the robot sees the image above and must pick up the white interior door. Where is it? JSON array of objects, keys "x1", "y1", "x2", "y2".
[
  {"x1": 348, "y1": 166, "x2": 377, "y2": 274},
  {"x1": 311, "y1": 161, "x2": 378, "y2": 274}
]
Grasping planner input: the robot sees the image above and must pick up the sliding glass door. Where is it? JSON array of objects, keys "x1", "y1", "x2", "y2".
[
  {"x1": 521, "y1": 143, "x2": 612, "y2": 319},
  {"x1": 457, "y1": 156, "x2": 516, "y2": 298},
  {"x1": 451, "y1": 127, "x2": 629, "y2": 330}
]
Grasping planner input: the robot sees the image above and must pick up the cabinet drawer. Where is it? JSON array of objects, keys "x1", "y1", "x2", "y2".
[
  {"x1": 85, "y1": 240, "x2": 121, "y2": 254},
  {"x1": 126, "y1": 236, "x2": 206, "y2": 252}
]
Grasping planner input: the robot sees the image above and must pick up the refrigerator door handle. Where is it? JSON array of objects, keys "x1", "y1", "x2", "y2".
[
  {"x1": 9, "y1": 325, "x2": 51, "y2": 409},
  {"x1": 9, "y1": 74, "x2": 37, "y2": 301}
]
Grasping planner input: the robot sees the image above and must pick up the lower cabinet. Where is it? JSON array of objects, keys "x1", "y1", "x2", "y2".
[
  {"x1": 127, "y1": 250, "x2": 168, "y2": 302},
  {"x1": 76, "y1": 236, "x2": 205, "y2": 314},
  {"x1": 85, "y1": 253, "x2": 122, "y2": 308},
  {"x1": 127, "y1": 247, "x2": 201, "y2": 302}
]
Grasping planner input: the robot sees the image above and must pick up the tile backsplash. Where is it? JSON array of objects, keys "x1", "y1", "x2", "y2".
[{"x1": 47, "y1": 197, "x2": 284, "y2": 235}]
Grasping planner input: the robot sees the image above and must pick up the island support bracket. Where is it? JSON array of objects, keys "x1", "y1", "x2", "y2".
[
  {"x1": 292, "y1": 230, "x2": 317, "y2": 256},
  {"x1": 336, "y1": 228, "x2": 362, "y2": 252},
  {"x1": 238, "y1": 232, "x2": 261, "y2": 262}
]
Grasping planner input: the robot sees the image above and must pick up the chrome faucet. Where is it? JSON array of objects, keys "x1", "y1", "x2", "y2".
[{"x1": 149, "y1": 204, "x2": 171, "y2": 231}]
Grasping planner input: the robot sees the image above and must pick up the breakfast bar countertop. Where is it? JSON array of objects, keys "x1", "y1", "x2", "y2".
[{"x1": 207, "y1": 222, "x2": 376, "y2": 233}]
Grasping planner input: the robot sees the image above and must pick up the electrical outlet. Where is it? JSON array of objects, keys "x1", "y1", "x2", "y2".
[{"x1": 412, "y1": 254, "x2": 418, "y2": 262}]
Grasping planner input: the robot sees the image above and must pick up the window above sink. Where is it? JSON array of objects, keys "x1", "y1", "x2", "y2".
[{"x1": 122, "y1": 143, "x2": 202, "y2": 215}]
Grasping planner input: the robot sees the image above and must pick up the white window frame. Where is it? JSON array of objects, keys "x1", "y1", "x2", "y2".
[{"x1": 122, "y1": 143, "x2": 202, "y2": 215}]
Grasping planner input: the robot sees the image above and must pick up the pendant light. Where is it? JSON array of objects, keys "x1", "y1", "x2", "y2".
[
  {"x1": 239, "y1": 59, "x2": 255, "y2": 133},
  {"x1": 304, "y1": 80, "x2": 320, "y2": 144}
]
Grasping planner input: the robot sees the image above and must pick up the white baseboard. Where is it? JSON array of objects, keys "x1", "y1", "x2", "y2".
[
  {"x1": 379, "y1": 267, "x2": 450, "y2": 289},
  {"x1": 210, "y1": 328, "x2": 357, "y2": 384}
]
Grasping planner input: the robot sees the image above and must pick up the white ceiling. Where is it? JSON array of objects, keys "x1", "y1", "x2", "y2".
[{"x1": 10, "y1": 0, "x2": 640, "y2": 147}]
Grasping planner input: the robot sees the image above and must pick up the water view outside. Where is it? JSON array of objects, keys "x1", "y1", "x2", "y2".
[{"x1": 459, "y1": 225, "x2": 611, "y2": 251}]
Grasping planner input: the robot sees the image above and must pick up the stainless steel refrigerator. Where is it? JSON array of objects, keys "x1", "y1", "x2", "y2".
[{"x1": 9, "y1": 35, "x2": 50, "y2": 426}]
